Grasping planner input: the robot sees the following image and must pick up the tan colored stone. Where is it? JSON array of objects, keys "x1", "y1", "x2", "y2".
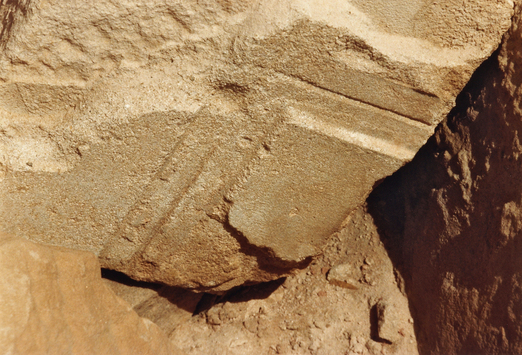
[
  {"x1": 0, "y1": 0, "x2": 514, "y2": 290},
  {"x1": 0, "y1": 233, "x2": 174, "y2": 355},
  {"x1": 375, "y1": 299, "x2": 402, "y2": 343}
]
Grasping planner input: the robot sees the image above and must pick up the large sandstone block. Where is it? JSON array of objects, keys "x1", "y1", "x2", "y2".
[
  {"x1": 0, "y1": 0, "x2": 514, "y2": 291},
  {"x1": 0, "y1": 234, "x2": 174, "y2": 354}
]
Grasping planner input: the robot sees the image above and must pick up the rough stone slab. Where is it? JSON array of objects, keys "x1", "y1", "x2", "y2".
[{"x1": 0, "y1": 0, "x2": 514, "y2": 291}]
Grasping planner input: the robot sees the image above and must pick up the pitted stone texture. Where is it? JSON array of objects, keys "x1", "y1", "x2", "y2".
[
  {"x1": 0, "y1": 0, "x2": 247, "y2": 84},
  {"x1": 0, "y1": 234, "x2": 174, "y2": 355},
  {"x1": 0, "y1": 0, "x2": 514, "y2": 291}
]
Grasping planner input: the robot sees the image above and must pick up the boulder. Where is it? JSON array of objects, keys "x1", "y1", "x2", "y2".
[
  {"x1": 0, "y1": 234, "x2": 174, "y2": 354},
  {"x1": 0, "y1": 0, "x2": 514, "y2": 291}
]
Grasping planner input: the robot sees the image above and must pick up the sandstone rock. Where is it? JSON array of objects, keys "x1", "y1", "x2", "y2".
[
  {"x1": 367, "y1": 4, "x2": 522, "y2": 353},
  {"x1": 0, "y1": 233, "x2": 174, "y2": 355},
  {"x1": 0, "y1": 0, "x2": 514, "y2": 290}
]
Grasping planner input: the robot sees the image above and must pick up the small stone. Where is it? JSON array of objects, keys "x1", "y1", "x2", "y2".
[
  {"x1": 314, "y1": 320, "x2": 326, "y2": 329},
  {"x1": 327, "y1": 263, "x2": 361, "y2": 289},
  {"x1": 352, "y1": 343, "x2": 366, "y2": 353},
  {"x1": 363, "y1": 273, "x2": 376, "y2": 286},
  {"x1": 206, "y1": 309, "x2": 222, "y2": 325},
  {"x1": 375, "y1": 300, "x2": 401, "y2": 343},
  {"x1": 77, "y1": 144, "x2": 91, "y2": 157}
]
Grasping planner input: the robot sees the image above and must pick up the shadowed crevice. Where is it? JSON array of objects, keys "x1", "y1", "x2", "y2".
[
  {"x1": 102, "y1": 268, "x2": 201, "y2": 315},
  {"x1": 193, "y1": 277, "x2": 286, "y2": 316},
  {"x1": 222, "y1": 218, "x2": 314, "y2": 275}
]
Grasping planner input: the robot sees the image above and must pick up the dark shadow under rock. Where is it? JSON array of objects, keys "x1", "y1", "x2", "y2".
[{"x1": 102, "y1": 269, "x2": 203, "y2": 336}]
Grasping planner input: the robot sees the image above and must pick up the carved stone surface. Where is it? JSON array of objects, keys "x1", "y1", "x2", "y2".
[{"x1": 0, "y1": 0, "x2": 514, "y2": 291}]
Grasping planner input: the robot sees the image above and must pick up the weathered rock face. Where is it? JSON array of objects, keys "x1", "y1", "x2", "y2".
[
  {"x1": 0, "y1": 0, "x2": 514, "y2": 291},
  {"x1": 367, "y1": 4, "x2": 522, "y2": 353},
  {"x1": 0, "y1": 233, "x2": 174, "y2": 354}
]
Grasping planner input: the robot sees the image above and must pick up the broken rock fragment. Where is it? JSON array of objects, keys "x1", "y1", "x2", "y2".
[
  {"x1": 0, "y1": 234, "x2": 173, "y2": 355},
  {"x1": 327, "y1": 263, "x2": 361, "y2": 289},
  {"x1": 0, "y1": 0, "x2": 514, "y2": 291},
  {"x1": 374, "y1": 299, "x2": 402, "y2": 344}
]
